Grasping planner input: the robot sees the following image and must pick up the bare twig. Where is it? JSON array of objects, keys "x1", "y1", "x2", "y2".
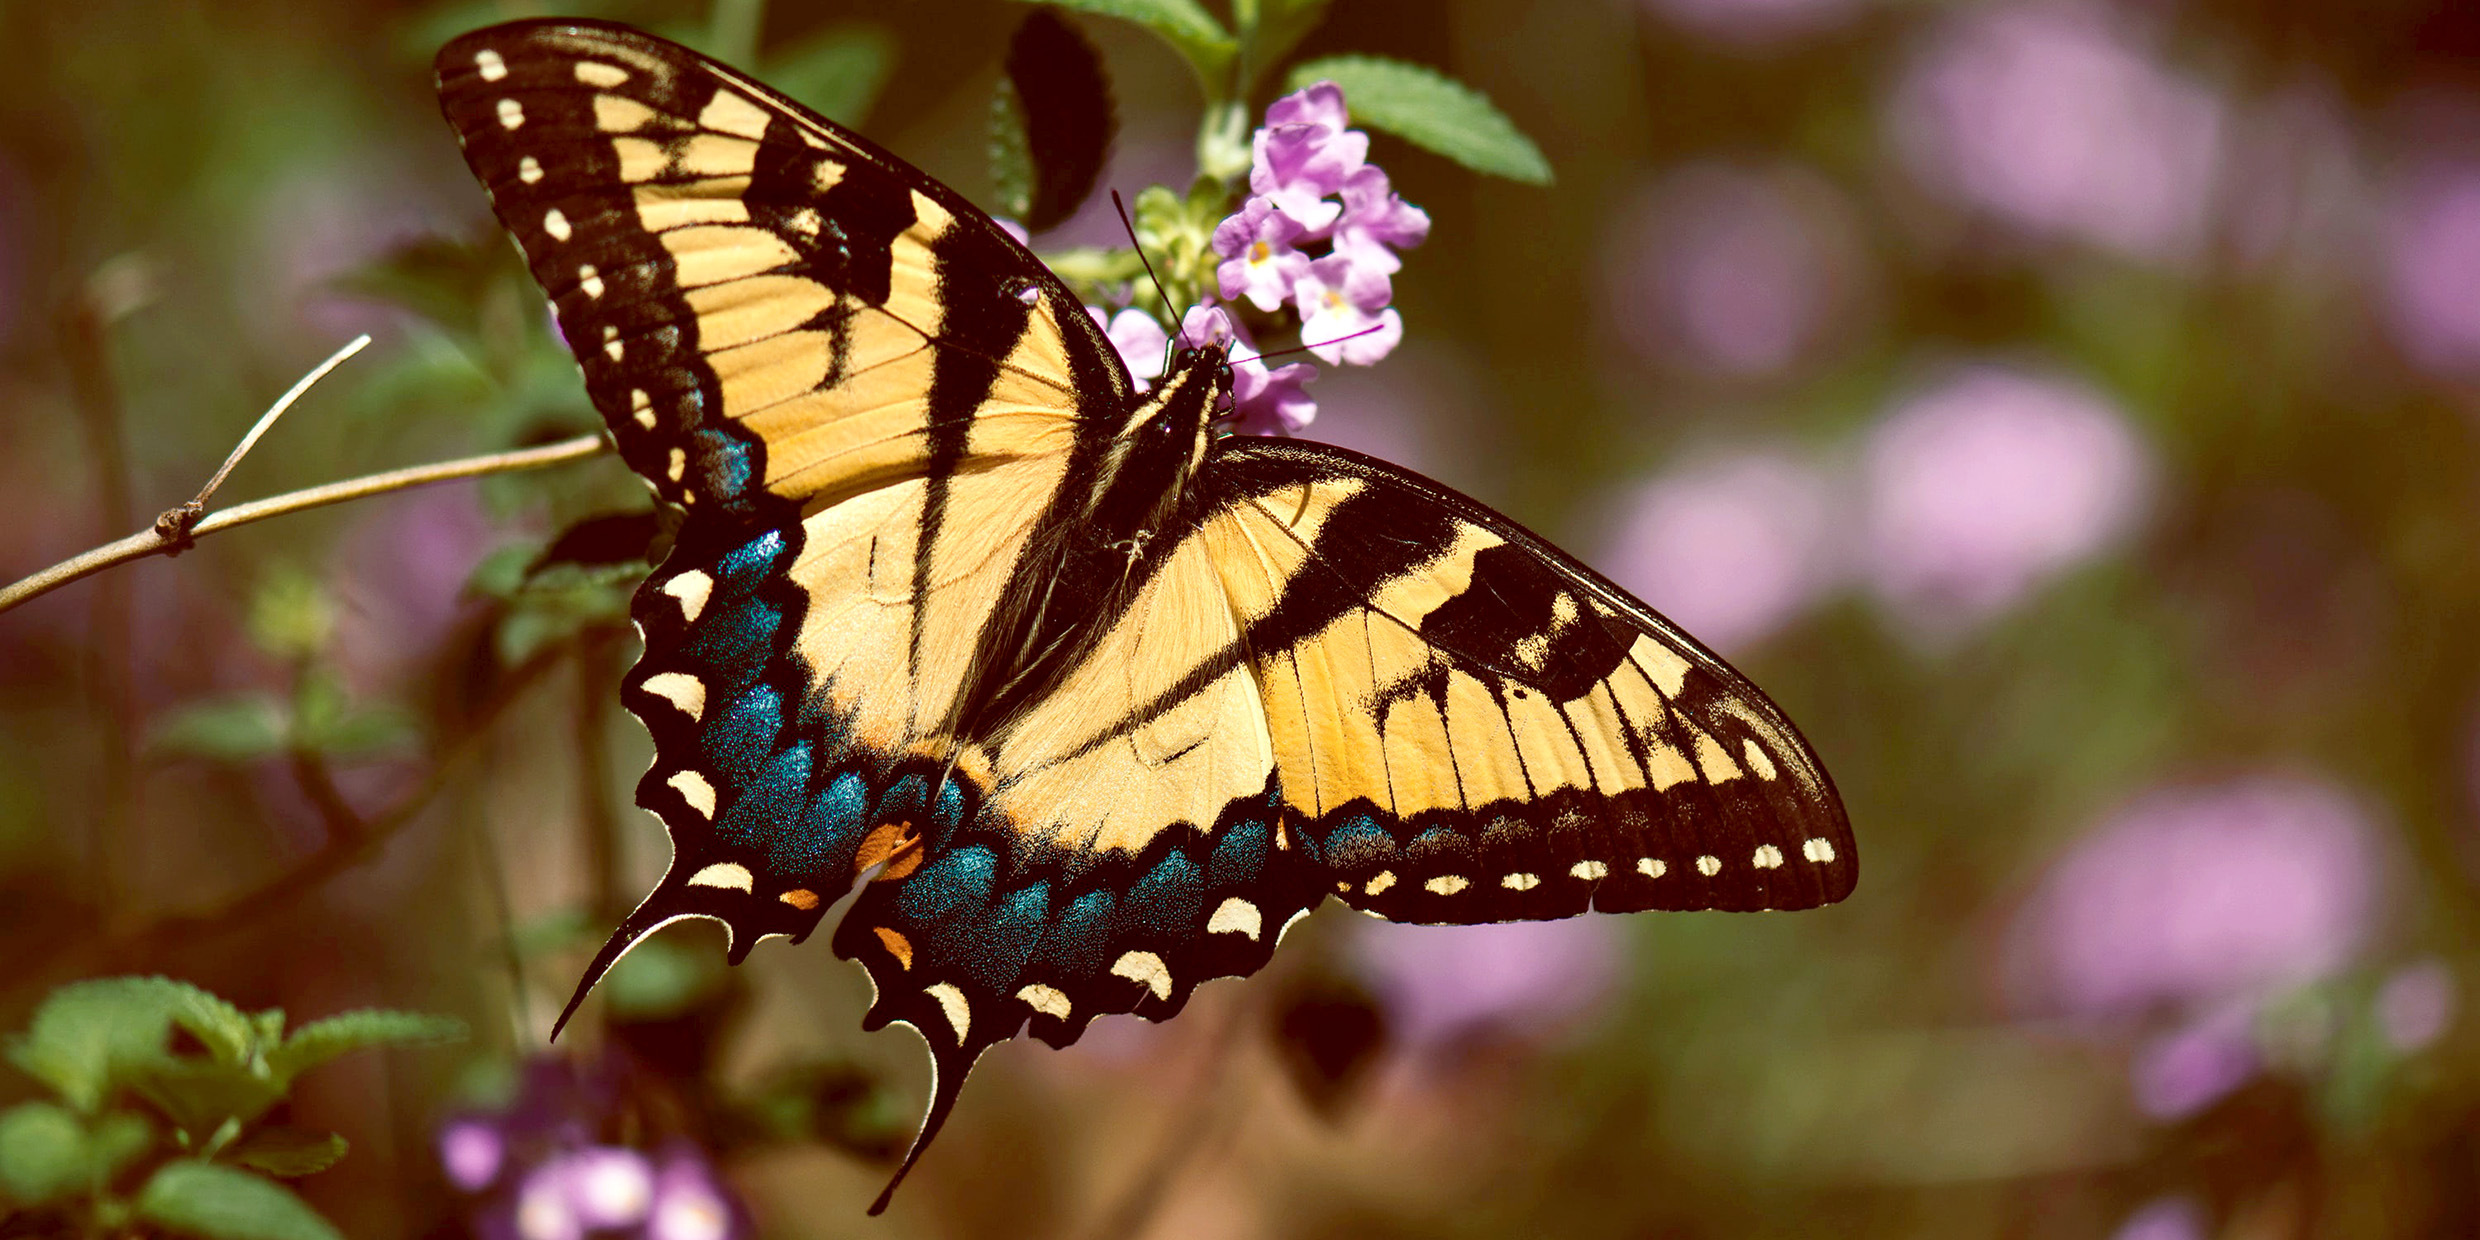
[
  {"x1": 0, "y1": 434, "x2": 610, "y2": 617},
  {"x1": 153, "y1": 334, "x2": 373, "y2": 546}
]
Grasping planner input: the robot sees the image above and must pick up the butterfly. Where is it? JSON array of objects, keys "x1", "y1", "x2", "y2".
[{"x1": 434, "y1": 18, "x2": 1854, "y2": 1212}]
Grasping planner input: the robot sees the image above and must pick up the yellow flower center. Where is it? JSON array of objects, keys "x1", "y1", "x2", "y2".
[{"x1": 1249, "y1": 240, "x2": 1271, "y2": 263}]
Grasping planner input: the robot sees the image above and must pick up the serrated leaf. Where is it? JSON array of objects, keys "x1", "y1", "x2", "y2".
[
  {"x1": 148, "y1": 697, "x2": 290, "y2": 764},
  {"x1": 128, "y1": 1062, "x2": 285, "y2": 1140},
  {"x1": 9, "y1": 978, "x2": 245, "y2": 1113},
  {"x1": 0, "y1": 1103, "x2": 150, "y2": 1206},
  {"x1": 1025, "y1": 0, "x2": 1233, "y2": 94},
  {"x1": 1286, "y1": 56, "x2": 1552, "y2": 185},
  {"x1": 765, "y1": 23, "x2": 896, "y2": 127},
  {"x1": 1004, "y1": 9, "x2": 1117, "y2": 234},
  {"x1": 267, "y1": 1011, "x2": 464, "y2": 1086},
  {"x1": 136, "y1": 1161, "x2": 343, "y2": 1240},
  {"x1": 226, "y1": 1129, "x2": 347, "y2": 1180}
]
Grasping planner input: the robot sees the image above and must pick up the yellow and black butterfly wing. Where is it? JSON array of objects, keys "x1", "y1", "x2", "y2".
[
  {"x1": 435, "y1": 19, "x2": 1127, "y2": 519},
  {"x1": 1202, "y1": 438, "x2": 1855, "y2": 921}
]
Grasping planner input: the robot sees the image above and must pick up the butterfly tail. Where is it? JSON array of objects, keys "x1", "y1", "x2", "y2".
[{"x1": 868, "y1": 1033, "x2": 983, "y2": 1215}]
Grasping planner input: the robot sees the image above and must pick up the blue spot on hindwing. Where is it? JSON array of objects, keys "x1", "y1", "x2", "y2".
[
  {"x1": 708, "y1": 684, "x2": 783, "y2": 782},
  {"x1": 968, "y1": 882, "x2": 1050, "y2": 991},
  {"x1": 716, "y1": 742, "x2": 807, "y2": 855},
  {"x1": 694, "y1": 428, "x2": 753, "y2": 499},
  {"x1": 1042, "y1": 890, "x2": 1114, "y2": 978},
  {"x1": 899, "y1": 845, "x2": 994, "y2": 925},
  {"x1": 1207, "y1": 819, "x2": 1268, "y2": 889},
  {"x1": 1124, "y1": 851, "x2": 1202, "y2": 939},
  {"x1": 1322, "y1": 815, "x2": 1390, "y2": 870}
]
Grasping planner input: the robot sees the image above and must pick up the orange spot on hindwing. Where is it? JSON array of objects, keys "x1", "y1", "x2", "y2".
[
  {"x1": 778, "y1": 888, "x2": 820, "y2": 910},
  {"x1": 873, "y1": 926, "x2": 914, "y2": 969},
  {"x1": 854, "y1": 820, "x2": 926, "y2": 881}
]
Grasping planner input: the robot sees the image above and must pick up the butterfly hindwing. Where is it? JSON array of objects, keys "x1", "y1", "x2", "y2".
[
  {"x1": 1198, "y1": 439, "x2": 1856, "y2": 922},
  {"x1": 434, "y1": 19, "x2": 1127, "y2": 519}
]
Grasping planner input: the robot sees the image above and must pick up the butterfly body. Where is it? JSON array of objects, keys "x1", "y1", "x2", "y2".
[{"x1": 435, "y1": 19, "x2": 1854, "y2": 1211}]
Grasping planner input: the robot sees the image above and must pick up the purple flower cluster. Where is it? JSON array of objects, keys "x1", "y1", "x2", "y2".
[
  {"x1": 436, "y1": 1058, "x2": 747, "y2": 1240},
  {"x1": 1196, "y1": 81, "x2": 1431, "y2": 431}
]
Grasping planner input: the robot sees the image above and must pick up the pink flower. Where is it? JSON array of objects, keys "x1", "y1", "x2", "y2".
[
  {"x1": 1088, "y1": 305, "x2": 1169, "y2": 391},
  {"x1": 2377, "y1": 958, "x2": 2456, "y2": 1052},
  {"x1": 1212, "y1": 197, "x2": 1313, "y2": 312},
  {"x1": 2380, "y1": 166, "x2": 2480, "y2": 378},
  {"x1": 2130, "y1": 1004, "x2": 2259, "y2": 1119},
  {"x1": 1889, "y1": 4, "x2": 2226, "y2": 263},
  {"x1": 437, "y1": 1119, "x2": 504, "y2": 1191},
  {"x1": 1294, "y1": 255, "x2": 1401, "y2": 366},
  {"x1": 1250, "y1": 82, "x2": 1368, "y2": 234},
  {"x1": 1332, "y1": 166, "x2": 1431, "y2": 279},
  {"x1": 1604, "y1": 449, "x2": 1842, "y2": 652},
  {"x1": 2009, "y1": 774, "x2": 2383, "y2": 1018},
  {"x1": 1861, "y1": 365, "x2": 2148, "y2": 628},
  {"x1": 1350, "y1": 917, "x2": 1625, "y2": 1049},
  {"x1": 563, "y1": 1146, "x2": 655, "y2": 1229},
  {"x1": 1608, "y1": 164, "x2": 1864, "y2": 376}
]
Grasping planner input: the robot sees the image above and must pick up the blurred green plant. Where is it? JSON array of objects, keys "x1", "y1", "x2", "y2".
[{"x1": 0, "y1": 977, "x2": 462, "y2": 1240}]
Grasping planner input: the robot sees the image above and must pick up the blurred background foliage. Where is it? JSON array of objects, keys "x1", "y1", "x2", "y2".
[{"x1": 4, "y1": 0, "x2": 2480, "y2": 1236}]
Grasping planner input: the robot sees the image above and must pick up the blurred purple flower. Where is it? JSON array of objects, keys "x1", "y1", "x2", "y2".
[
  {"x1": 510, "y1": 1168, "x2": 583, "y2": 1240},
  {"x1": 995, "y1": 217, "x2": 1031, "y2": 246},
  {"x1": 2377, "y1": 958, "x2": 2456, "y2": 1052},
  {"x1": 1609, "y1": 165, "x2": 1865, "y2": 377},
  {"x1": 1251, "y1": 82, "x2": 1367, "y2": 234},
  {"x1": 441, "y1": 1056, "x2": 748, "y2": 1240},
  {"x1": 1604, "y1": 448, "x2": 1842, "y2": 652},
  {"x1": 1213, "y1": 197, "x2": 1313, "y2": 312},
  {"x1": 1296, "y1": 256, "x2": 1402, "y2": 366},
  {"x1": 2112, "y1": 1197, "x2": 2208, "y2": 1240},
  {"x1": 2130, "y1": 1004, "x2": 2259, "y2": 1119},
  {"x1": 1185, "y1": 304, "x2": 1318, "y2": 435},
  {"x1": 2010, "y1": 774, "x2": 2383, "y2": 1019},
  {"x1": 439, "y1": 1119, "x2": 505, "y2": 1192},
  {"x1": 1089, "y1": 305, "x2": 1169, "y2": 391},
  {"x1": 1644, "y1": 0, "x2": 1865, "y2": 48},
  {"x1": 1861, "y1": 365, "x2": 2149, "y2": 628},
  {"x1": 1889, "y1": 4, "x2": 2225, "y2": 263},
  {"x1": 2380, "y1": 166, "x2": 2480, "y2": 377},
  {"x1": 1332, "y1": 166, "x2": 1431, "y2": 280},
  {"x1": 563, "y1": 1147, "x2": 655, "y2": 1229},
  {"x1": 647, "y1": 1146, "x2": 742, "y2": 1240},
  {"x1": 1350, "y1": 917, "x2": 1624, "y2": 1049}
]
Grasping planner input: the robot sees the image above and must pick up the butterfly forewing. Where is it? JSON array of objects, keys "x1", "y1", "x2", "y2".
[
  {"x1": 435, "y1": 20, "x2": 1128, "y2": 518},
  {"x1": 1200, "y1": 439, "x2": 1856, "y2": 922}
]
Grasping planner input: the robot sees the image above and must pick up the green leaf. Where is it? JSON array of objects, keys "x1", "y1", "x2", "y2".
[
  {"x1": 601, "y1": 930, "x2": 724, "y2": 1020},
  {"x1": 266, "y1": 1011, "x2": 464, "y2": 1086},
  {"x1": 148, "y1": 696, "x2": 290, "y2": 763},
  {"x1": 245, "y1": 568, "x2": 336, "y2": 662},
  {"x1": 989, "y1": 79, "x2": 1034, "y2": 224},
  {"x1": 0, "y1": 1103, "x2": 150, "y2": 1206},
  {"x1": 8, "y1": 978, "x2": 245, "y2": 1113},
  {"x1": 1286, "y1": 56, "x2": 1552, "y2": 185},
  {"x1": 287, "y1": 674, "x2": 418, "y2": 759},
  {"x1": 765, "y1": 23, "x2": 897, "y2": 127},
  {"x1": 1002, "y1": 9, "x2": 1118, "y2": 234},
  {"x1": 226, "y1": 1129, "x2": 347, "y2": 1180},
  {"x1": 136, "y1": 1161, "x2": 343, "y2": 1240},
  {"x1": 128, "y1": 1062, "x2": 285, "y2": 1140},
  {"x1": 1025, "y1": 0, "x2": 1234, "y2": 97}
]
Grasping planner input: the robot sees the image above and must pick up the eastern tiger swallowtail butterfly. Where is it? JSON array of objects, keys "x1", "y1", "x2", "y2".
[{"x1": 434, "y1": 19, "x2": 1854, "y2": 1212}]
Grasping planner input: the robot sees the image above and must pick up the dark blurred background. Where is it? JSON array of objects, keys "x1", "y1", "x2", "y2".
[{"x1": 6, "y1": 0, "x2": 2480, "y2": 1236}]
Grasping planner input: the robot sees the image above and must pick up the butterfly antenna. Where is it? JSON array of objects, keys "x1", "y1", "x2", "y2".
[
  {"x1": 1110, "y1": 190, "x2": 1187, "y2": 350},
  {"x1": 1222, "y1": 323, "x2": 1388, "y2": 372}
]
